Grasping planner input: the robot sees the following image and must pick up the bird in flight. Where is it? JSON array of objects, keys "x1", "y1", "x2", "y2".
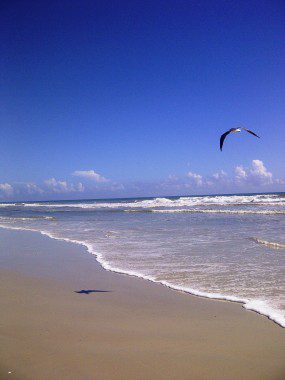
[{"x1": 220, "y1": 127, "x2": 260, "y2": 151}]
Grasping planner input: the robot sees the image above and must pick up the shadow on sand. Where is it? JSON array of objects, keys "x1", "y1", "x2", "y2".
[{"x1": 74, "y1": 289, "x2": 112, "y2": 295}]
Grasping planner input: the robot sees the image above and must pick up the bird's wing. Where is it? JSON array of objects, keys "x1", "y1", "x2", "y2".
[
  {"x1": 243, "y1": 128, "x2": 260, "y2": 138},
  {"x1": 220, "y1": 130, "x2": 232, "y2": 151}
]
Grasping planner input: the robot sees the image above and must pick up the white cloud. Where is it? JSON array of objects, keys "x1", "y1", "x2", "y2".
[
  {"x1": 44, "y1": 178, "x2": 84, "y2": 193},
  {"x1": 235, "y1": 160, "x2": 273, "y2": 185},
  {"x1": 212, "y1": 170, "x2": 227, "y2": 180},
  {"x1": 250, "y1": 159, "x2": 273, "y2": 184},
  {"x1": 182, "y1": 159, "x2": 281, "y2": 192},
  {"x1": 187, "y1": 171, "x2": 203, "y2": 186},
  {"x1": 25, "y1": 183, "x2": 44, "y2": 194},
  {"x1": 0, "y1": 183, "x2": 13, "y2": 196},
  {"x1": 72, "y1": 170, "x2": 108, "y2": 183},
  {"x1": 235, "y1": 165, "x2": 248, "y2": 182},
  {"x1": 44, "y1": 178, "x2": 69, "y2": 193}
]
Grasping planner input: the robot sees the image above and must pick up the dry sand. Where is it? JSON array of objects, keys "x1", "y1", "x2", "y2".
[{"x1": 0, "y1": 228, "x2": 284, "y2": 380}]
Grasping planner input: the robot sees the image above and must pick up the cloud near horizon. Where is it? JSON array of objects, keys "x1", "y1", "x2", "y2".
[
  {"x1": 187, "y1": 160, "x2": 280, "y2": 189},
  {"x1": 44, "y1": 178, "x2": 85, "y2": 194},
  {"x1": 72, "y1": 170, "x2": 108, "y2": 183},
  {"x1": 187, "y1": 171, "x2": 203, "y2": 186},
  {"x1": 161, "y1": 159, "x2": 284, "y2": 193},
  {"x1": 0, "y1": 183, "x2": 14, "y2": 197},
  {"x1": 234, "y1": 159, "x2": 277, "y2": 186},
  {"x1": 0, "y1": 160, "x2": 284, "y2": 200}
]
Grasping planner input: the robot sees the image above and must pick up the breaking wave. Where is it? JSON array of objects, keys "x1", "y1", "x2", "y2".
[
  {"x1": 126, "y1": 208, "x2": 285, "y2": 215},
  {"x1": 0, "y1": 193, "x2": 284, "y2": 210}
]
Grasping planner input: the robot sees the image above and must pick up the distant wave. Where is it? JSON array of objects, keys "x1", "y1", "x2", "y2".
[
  {"x1": 126, "y1": 208, "x2": 285, "y2": 215},
  {"x1": 0, "y1": 216, "x2": 56, "y2": 221},
  {"x1": 1, "y1": 194, "x2": 284, "y2": 210},
  {"x1": 251, "y1": 237, "x2": 285, "y2": 249},
  {"x1": 0, "y1": 203, "x2": 19, "y2": 207}
]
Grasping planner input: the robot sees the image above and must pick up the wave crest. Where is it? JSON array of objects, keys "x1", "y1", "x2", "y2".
[{"x1": 1, "y1": 193, "x2": 284, "y2": 210}]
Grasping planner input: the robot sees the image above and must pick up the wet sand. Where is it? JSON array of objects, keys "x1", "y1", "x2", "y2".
[{"x1": 0, "y1": 228, "x2": 284, "y2": 380}]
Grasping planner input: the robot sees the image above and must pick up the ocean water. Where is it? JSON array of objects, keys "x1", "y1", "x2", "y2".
[{"x1": 0, "y1": 192, "x2": 284, "y2": 327}]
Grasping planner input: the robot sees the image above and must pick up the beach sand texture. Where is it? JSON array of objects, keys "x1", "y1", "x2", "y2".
[{"x1": 0, "y1": 229, "x2": 285, "y2": 380}]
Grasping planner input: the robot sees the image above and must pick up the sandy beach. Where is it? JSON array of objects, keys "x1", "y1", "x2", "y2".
[{"x1": 0, "y1": 228, "x2": 284, "y2": 380}]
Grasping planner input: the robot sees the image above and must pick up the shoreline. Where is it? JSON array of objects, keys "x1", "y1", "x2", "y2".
[
  {"x1": 0, "y1": 224, "x2": 284, "y2": 328},
  {"x1": 1, "y1": 228, "x2": 285, "y2": 379}
]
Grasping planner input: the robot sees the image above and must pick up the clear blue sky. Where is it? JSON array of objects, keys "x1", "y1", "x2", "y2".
[{"x1": 1, "y1": 0, "x2": 285, "y2": 200}]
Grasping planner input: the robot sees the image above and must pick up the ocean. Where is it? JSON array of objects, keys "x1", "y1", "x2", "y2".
[{"x1": 0, "y1": 192, "x2": 284, "y2": 327}]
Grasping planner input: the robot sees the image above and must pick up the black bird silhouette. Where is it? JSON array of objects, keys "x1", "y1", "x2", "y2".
[{"x1": 220, "y1": 127, "x2": 260, "y2": 151}]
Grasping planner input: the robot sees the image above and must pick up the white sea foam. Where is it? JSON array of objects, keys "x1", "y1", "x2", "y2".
[
  {"x1": 1, "y1": 194, "x2": 284, "y2": 210},
  {"x1": 129, "y1": 208, "x2": 285, "y2": 215},
  {"x1": 251, "y1": 237, "x2": 285, "y2": 249},
  {"x1": 0, "y1": 203, "x2": 19, "y2": 207},
  {"x1": 0, "y1": 216, "x2": 55, "y2": 221},
  {"x1": 0, "y1": 223, "x2": 284, "y2": 328}
]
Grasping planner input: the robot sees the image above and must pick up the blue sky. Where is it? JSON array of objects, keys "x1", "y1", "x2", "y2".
[{"x1": 1, "y1": 0, "x2": 285, "y2": 200}]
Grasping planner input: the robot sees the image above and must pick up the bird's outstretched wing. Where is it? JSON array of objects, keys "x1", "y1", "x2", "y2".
[
  {"x1": 220, "y1": 130, "x2": 232, "y2": 151},
  {"x1": 242, "y1": 128, "x2": 260, "y2": 138}
]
